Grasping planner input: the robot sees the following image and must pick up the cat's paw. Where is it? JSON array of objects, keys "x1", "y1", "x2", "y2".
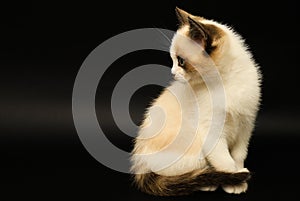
[
  {"x1": 238, "y1": 168, "x2": 249, "y2": 173},
  {"x1": 199, "y1": 186, "x2": 218, "y2": 192},
  {"x1": 222, "y1": 182, "x2": 248, "y2": 194}
]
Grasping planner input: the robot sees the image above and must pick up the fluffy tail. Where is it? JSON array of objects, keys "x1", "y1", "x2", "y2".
[{"x1": 133, "y1": 170, "x2": 251, "y2": 196}]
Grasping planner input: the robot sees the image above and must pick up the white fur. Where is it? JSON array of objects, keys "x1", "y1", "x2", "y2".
[{"x1": 131, "y1": 18, "x2": 261, "y2": 194}]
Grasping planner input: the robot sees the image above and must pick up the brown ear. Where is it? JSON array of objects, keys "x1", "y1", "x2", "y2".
[
  {"x1": 175, "y1": 7, "x2": 190, "y2": 26},
  {"x1": 188, "y1": 16, "x2": 208, "y2": 43},
  {"x1": 187, "y1": 16, "x2": 221, "y2": 54}
]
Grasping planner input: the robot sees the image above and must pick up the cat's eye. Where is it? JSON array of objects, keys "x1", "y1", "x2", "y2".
[{"x1": 177, "y1": 56, "x2": 185, "y2": 67}]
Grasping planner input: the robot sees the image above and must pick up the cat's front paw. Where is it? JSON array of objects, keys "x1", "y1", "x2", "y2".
[
  {"x1": 199, "y1": 186, "x2": 218, "y2": 192},
  {"x1": 222, "y1": 182, "x2": 248, "y2": 194}
]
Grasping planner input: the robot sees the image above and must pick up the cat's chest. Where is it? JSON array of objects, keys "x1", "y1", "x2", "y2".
[
  {"x1": 180, "y1": 91, "x2": 213, "y2": 122},
  {"x1": 168, "y1": 82, "x2": 219, "y2": 121}
]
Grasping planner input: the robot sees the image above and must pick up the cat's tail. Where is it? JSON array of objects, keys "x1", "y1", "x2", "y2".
[{"x1": 133, "y1": 169, "x2": 250, "y2": 196}]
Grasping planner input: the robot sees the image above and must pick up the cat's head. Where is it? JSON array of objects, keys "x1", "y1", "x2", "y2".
[{"x1": 170, "y1": 8, "x2": 229, "y2": 83}]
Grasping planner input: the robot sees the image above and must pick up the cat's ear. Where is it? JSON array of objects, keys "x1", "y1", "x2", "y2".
[
  {"x1": 175, "y1": 7, "x2": 189, "y2": 26},
  {"x1": 187, "y1": 16, "x2": 208, "y2": 43},
  {"x1": 187, "y1": 16, "x2": 224, "y2": 54}
]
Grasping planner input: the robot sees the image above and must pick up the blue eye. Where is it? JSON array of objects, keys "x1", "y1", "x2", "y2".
[{"x1": 177, "y1": 56, "x2": 185, "y2": 67}]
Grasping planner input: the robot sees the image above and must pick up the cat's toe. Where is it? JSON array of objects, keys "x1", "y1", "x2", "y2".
[
  {"x1": 199, "y1": 186, "x2": 218, "y2": 192},
  {"x1": 238, "y1": 168, "x2": 249, "y2": 173},
  {"x1": 222, "y1": 182, "x2": 248, "y2": 194}
]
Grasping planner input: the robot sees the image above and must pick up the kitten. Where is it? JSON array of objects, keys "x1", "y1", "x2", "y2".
[{"x1": 131, "y1": 7, "x2": 261, "y2": 196}]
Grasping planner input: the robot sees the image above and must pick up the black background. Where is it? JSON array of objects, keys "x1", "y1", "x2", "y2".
[{"x1": 1, "y1": 0, "x2": 299, "y2": 200}]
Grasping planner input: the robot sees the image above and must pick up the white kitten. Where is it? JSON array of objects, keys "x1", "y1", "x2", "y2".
[{"x1": 131, "y1": 7, "x2": 261, "y2": 196}]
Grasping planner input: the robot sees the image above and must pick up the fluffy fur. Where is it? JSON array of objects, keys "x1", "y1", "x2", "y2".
[{"x1": 131, "y1": 7, "x2": 261, "y2": 195}]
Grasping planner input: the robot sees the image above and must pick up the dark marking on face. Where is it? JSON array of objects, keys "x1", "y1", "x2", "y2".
[
  {"x1": 177, "y1": 56, "x2": 185, "y2": 68},
  {"x1": 176, "y1": 55, "x2": 197, "y2": 73}
]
